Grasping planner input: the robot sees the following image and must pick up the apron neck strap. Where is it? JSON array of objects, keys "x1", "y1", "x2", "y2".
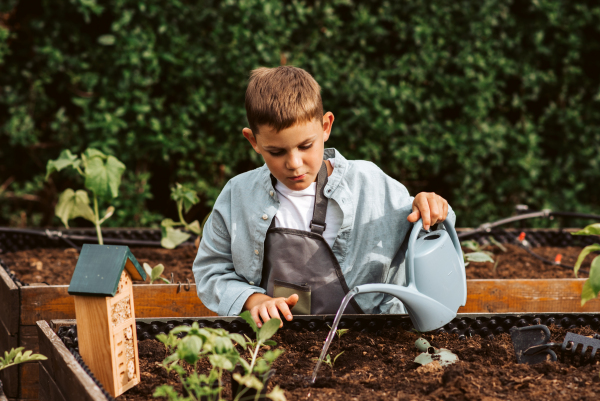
[{"x1": 310, "y1": 162, "x2": 329, "y2": 235}]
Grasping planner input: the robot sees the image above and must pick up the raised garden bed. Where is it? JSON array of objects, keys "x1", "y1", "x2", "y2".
[
  {"x1": 3, "y1": 227, "x2": 600, "y2": 399},
  {"x1": 0, "y1": 228, "x2": 215, "y2": 401},
  {"x1": 38, "y1": 313, "x2": 600, "y2": 400}
]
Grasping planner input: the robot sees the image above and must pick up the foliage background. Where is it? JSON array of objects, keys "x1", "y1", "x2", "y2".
[{"x1": 1, "y1": 0, "x2": 599, "y2": 228}]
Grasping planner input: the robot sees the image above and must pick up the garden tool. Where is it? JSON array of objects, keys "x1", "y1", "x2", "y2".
[
  {"x1": 353, "y1": 218, "x2": 467, "y2": 332},
  {"x1": 510, "y1": 324, "x2": 600, "y2": 365}
]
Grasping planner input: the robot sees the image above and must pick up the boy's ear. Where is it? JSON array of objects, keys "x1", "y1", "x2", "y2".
[
  {"x1": 242, "y1": 128, "x2": 261, "y2": 154},
  {"x1": 322, "y1": 112, "x2": 335, "y2": 142}
]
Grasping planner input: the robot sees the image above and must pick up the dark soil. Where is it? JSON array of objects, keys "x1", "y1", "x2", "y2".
[
  {"x1": 117, "y1": 325, "x2": 600, "y2": 401},
  {"x1": 0, "y1": 246, "x2": 197, "y2": 285},
  {"x1": 0, "y1": 243, "x2": 596, "y2": 285},
  {"x1": 464, "y1": 244, "x2": 594, "y2": 279}
]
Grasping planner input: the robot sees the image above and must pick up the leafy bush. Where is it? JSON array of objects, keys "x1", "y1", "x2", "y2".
[
  {"x1": 1, "y1": 0, "x2": 600, "y2": 227},
  {"x1": 573, "y1": 224, "x2": 600, "y2": 305}
]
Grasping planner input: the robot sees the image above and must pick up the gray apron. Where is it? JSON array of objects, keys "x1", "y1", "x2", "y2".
[{"x1": 261, "y1": 162, "x2": 363, "y2": 315}]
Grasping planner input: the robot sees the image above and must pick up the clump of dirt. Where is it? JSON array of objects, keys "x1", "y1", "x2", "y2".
[
  {"x1": 0, "y1": 246, "x2": 197, "y2": 285},
  {"x1": 115, "y1": 326, "x2": 600, "y2": 400}
]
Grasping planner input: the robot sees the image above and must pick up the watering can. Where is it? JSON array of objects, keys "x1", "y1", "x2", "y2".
[{"x1": 354, "y1": 219, "x2": 467, "y2": 332}]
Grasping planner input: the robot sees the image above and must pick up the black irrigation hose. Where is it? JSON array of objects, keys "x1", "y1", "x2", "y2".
[
  {"x1": 0, "y1": 226, "x2": 163, "y2": 249},
  {"x1": 512, "y1": 240, "x2": 590, "y2": 276},
  {"x1": 457, "y1": 210, "x2": 600, "y2": 239}
]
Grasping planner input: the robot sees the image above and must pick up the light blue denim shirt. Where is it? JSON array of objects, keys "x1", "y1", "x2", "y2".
[{"x1": 192, "y1": 148, "x2": 455, "y2": 316}]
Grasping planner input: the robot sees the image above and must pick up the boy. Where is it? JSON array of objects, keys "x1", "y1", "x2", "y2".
[{"x1": 193, "y1": 66, "x2": 453, "y2": 328}]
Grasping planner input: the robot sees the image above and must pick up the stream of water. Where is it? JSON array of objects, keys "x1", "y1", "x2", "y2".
[{"x1": 310, "y1": 288, "x2": 359, "y2": 383}]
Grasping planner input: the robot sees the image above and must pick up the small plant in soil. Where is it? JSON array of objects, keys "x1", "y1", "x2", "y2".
[
  {"x1": 461, "y1": 239, "x2": 495, "y2": 265},
  {"x1": 154, "y1": 313, "x2": 286, "y2": 401},
  {"x1": 143, "y1": 263, "x2": 170, "y2": 284},
  {"x1": 161, "y1": 183, "x2": 210, "y2": 249},
  {"x1": 313, "y1": 351, "x2": 344, "y2": 376},
  {"x1": 45, "y1": 148, "x2": 125, "y2": 245},
  {"x1": 573, "y1": 223, "x2": 600, "y2": 304},
  {"x1": 0, "y1": 347, "x2": 47, "y2": 371}
]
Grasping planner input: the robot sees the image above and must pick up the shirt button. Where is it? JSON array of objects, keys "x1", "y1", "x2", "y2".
[
  {"x1": 269, "y1": 191, "x2": 274, "y2": 196},
  {"x1": 249, "y1": 281, "x2": 255, "y2": 285},
  {"x1": 262, "y1": 214, "x2": 268, "y2": 220},
  {"x1": 254, "y1": 249, "x2": 259, "y2": 255}
]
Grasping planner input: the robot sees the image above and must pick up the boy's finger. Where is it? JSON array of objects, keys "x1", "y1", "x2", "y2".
[
  {"x1": 258, "y1": 306, "x2": 271, "y2": 326},
  {"x1": 285, "y1": 294, "x2": 299, "y2": 307},
  {"x1": 277, "y1": 299, "x2": 294, "y2": 321},
  {"x1": 441, "y1": 200, "x2": 448, "y2": 222},
  {"x1": 250, "y1": 307, "x2": 263, "y2": 328},
  {"x1": 267, "y1": 305, "x2": 283, "y2": 327},
  {"x1": 407, "y1": 207, "x2": 420, "y2": 223},
  {"x1": 418, "y1": 199, "x2": 431, "y2": 230},
  {"x1": 428, "y1": 194, "x2": 440, "y2": 225}
]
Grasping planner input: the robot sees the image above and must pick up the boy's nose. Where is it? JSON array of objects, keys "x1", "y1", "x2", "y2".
[{"x1": 286, "y1": 152, "x2": 303, "y2": 170}]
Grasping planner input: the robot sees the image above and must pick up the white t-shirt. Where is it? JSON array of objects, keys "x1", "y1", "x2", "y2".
[{"x1": 274, "y1": 159, "x2": 343, "y2": 247}]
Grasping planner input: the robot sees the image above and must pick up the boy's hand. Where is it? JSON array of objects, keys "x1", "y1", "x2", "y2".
[
  {"x1": 407, "y1": 192, "x2": 448, "y2": 230},
  {"x1": 244, "y1": 293, "x2": 298, "y2": 328}
]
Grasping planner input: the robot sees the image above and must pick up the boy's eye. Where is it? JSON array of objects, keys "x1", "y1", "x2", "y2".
[
  {"x1": 268, "y1": 150, "x2": 284, "y2": 156},
  {"x1": 299, "y1": 143, "x2": 313, "y2": 150}
]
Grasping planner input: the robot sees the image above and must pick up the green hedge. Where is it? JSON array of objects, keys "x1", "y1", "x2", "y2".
[{"x1": 1, "y1": 0, "x2": 599, "y2": 228}]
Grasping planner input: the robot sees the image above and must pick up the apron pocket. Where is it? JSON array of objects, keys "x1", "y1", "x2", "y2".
[{"x1": 273, "y1": 279, "x2": 311, "y2": 315}]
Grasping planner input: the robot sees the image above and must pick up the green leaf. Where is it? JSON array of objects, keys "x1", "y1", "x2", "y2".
[
  {"x1": 258, "y1": 318, "x2": 280, "y2": 343},
  {"x1": 460, "y1": 240, "x2": 480, "y2": 252},
  {"x1": 187, "y1": 220, "x2": 201, "y2": 235},
  {"x1": 170, "y1": 325, "x2": 192, "y2": 335},
  {"x1": 143, "y1": 262, "x2": 152, "y2": 277},
  {"x1": 161, "y1": 218, "x2": 177, "y2": 228},
  {"x1": 55, "y1": 189, "x2": 95, "y2": 228},
  {"x1": 208, "y1": 354, "x2": 234, "y2": 370},
  {"x1": 0, "y1": 347, "x2": 47, "y2": 371},
  {"x1": 171, "y1": 183, "x2": 199, "y2": 212},
  {"x1": 45, "y1": 149, "x2": 81, "y2": 180},
  {"x1": 488, "y1": 236, "x2": 507, "y2": 252},
  {"x1": 97, "y1": 34, "x2": 115, "y2": 45},
  {"x1": 151, "y1": 264, "x2": 165, "y2": 281},
  {"x1": 229, "y1": 333, "x2": 247, "y2": 348},
  {"x1": 98, "y1": 206, "x2": 114, "y2": 224},
  {"x1": 573, "y1": 224, "x2": 600, "y2": 236},
  {"x1": 267, "y1": 385, "x2": 287, "y2": 401},
  {"x1": 263, "y1": 349, "x2": 284, "y2": 363},
  {"x1": 332, "y1": 351, "x2": 344, "y2": 364},
  {"x1": 239, "y1": 311, "x2": 259, "y2": 334},
  {"x1": 263, "y1": 340, "x2": 277, "y2": 346},
  {"x1": 161, "y1": 227, "x2": 191, "y2": 249},
  {"x1": 233, "y1": 373, "x2": 263, "y2": 391},
  {"x1": 84, "y1": 151, "x2": 125, "y2": 198},
  {"x1": 574, "y1": 244, "x2": 600, "y2": 277},
  {"x1": 581, "y1": 255, "x2": 600, "y2": 306},
  {"x1": 464, "y1": 251, "x2": 494, "y2": 263}
]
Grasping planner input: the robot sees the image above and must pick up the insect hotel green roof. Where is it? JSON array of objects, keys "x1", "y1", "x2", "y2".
[{"x1": 68, "y1": 244, "x2": 147, "y2": 296}]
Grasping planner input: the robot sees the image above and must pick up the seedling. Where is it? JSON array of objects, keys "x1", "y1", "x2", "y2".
[
  {"x1": 572, "y1": 223, "x2": 600, "y2": 305},
  {"x1": 143, "y1": 263, "x2": 170, "y2": 284},
  {"x1": 461, "y1": 240, "x2": 495, "y2": 266},
  {"x1": 45, "y1": 148, "x2": 125, "y2": 245},
  {"x1": 413, "y1": 338, "x2": 458, "y2": 367},
  {"x1": 154, "y1": 316, "x2": 286, "y2": 401},
  {"x1": 336, "y1": 328, "x2": 349, "y2": 339},
  {"x1": 0, "y1": 347, "x2": 47, "y2": 371},
  {"x1": 161, "y1": 183, "x2": 209, "y2": 249},
  {"x1": 314, "y1": 351, "x2": 344, "y2": 374}
]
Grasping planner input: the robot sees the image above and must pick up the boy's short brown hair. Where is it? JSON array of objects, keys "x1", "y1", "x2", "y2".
[{"x1": 245, "y1": 66, "x2": 323, "y2": 134}]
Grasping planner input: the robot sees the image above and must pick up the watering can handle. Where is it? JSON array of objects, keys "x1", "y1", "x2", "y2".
[{"x1": 406, "y1": 218, "x2": 465, "y2": 291}]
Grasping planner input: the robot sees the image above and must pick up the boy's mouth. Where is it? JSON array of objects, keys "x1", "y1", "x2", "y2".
[{"x1": 289, "y1": 174, "x2": 307, "y2": 181}]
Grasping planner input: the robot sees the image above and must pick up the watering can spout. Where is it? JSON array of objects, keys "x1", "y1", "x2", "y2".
[{"x1": 354, "y1": 283, "x2": 457, "y2": 332}]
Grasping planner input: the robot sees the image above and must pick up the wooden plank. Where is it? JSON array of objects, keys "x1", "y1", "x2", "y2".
[
  {"x1": 73, "y1": 296, "x2": 114, "y2": 397},
  {"x1": 0, "y1": 319, "x2": 18, "y2": 399},
  {"x1": 36, "y1": 320, "x2": 106, "y2": 401},
  {"x1": 20, "y1": 284, "x2": 216, "y2": 325},
  {"x1": 18, "y1": 326, "x2": 38, "y2": 352},
  {"x1": 38, "y1": 362, "x2": 67, "y2": 401},
  {"x1": 460, "y1": 279, "x2": 600, "y2": 313},
  {"x1": 0, "y1": 266, "x2": 20, "y2": 334},
  {"x1": 19, "y1": 363, "x2": 39, "y2": 400}
]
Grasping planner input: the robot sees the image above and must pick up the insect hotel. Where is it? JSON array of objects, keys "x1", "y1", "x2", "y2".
[{"x1": 68, "y1": 244, "x2": 147, "y2": 397}]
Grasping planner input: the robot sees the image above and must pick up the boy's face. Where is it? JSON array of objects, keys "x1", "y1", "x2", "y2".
[{"x1": 243, "y1": 112, "x2": 334, "y2": 191}]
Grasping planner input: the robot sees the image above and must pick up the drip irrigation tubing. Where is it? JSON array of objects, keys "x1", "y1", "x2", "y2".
[
  {"x1": 511, "y1": 240, "x2": 590, "y2": 276},
  {"x1": 457, "y1": 209, "x2": 600, "y2": 239},
  {"x1": 0, "y1": 226, "x2": 163, "y2": 249}
]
